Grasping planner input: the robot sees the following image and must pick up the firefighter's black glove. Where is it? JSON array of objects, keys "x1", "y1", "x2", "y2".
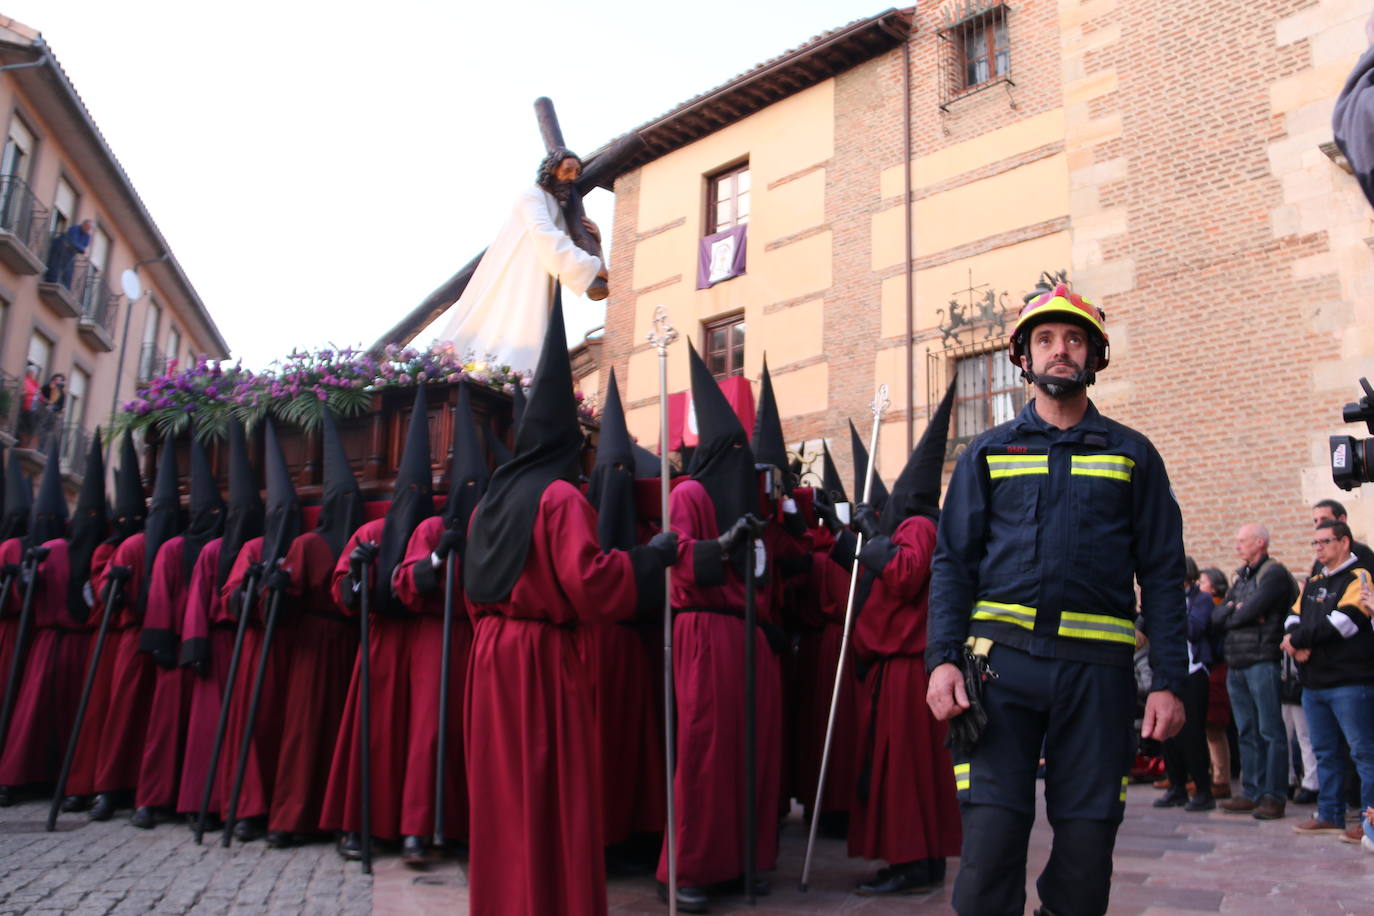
[
  {"x1": 853, "y1": 503, "x2": 882, "y2": 540},
  {"x1": 946, "y1": 648, "x2": 995, "y2": 758},
  {"x1": 647, "y1": 531, "x2": 679, "y2": 568}
]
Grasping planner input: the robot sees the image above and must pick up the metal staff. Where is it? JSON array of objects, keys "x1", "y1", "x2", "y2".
[
  {"x1": 47, "y1": 575, "x2": 121, "y2": 831},
  {"x1": 647, "y1": 306, "x2": 679, "y2": 916},
  {"x1": 358, "y1": 558, "x2": 374, "y2": 874},
  {"x1": 742, "y1": 531, "x2": 757, "y2": 906},
  {"x1": 799, "y1": 383, "x2": 889, "y2": 892},
  {"x1": 0, "y1": 549, "x2": 43, "y2": 755},
  {"x1": 194, "y1": 566, "x2": 262, "y2": 844},
  {"x1": 221, "y1": 580, "x2": 285, "y2": 846},
  {"x1": 434, "y1": 546, "x2": 457, "y2": 847}
]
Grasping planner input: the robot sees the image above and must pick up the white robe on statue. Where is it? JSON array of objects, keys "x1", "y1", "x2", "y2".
[{"x1": 436, "y1": 186, "x2": 602, "y2": 372}]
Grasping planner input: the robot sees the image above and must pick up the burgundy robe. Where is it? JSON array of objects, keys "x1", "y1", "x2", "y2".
[
  {"x1": 176, "y1": 540, "x2": 230, "y2": 815},
  {"x1": 0, "y1": 540, "x2": 89, "y2": 786},
  {"x1": 793, "y1": 525, "x2": 860, "y2": 815},
  {"x1": 62, "y1": 540, "x2": 117, "y2": 797},
  {"x1": 847, "y1": 515, "x2": 962, "y2": 864},
  {"x1": 215, "y1": 538, "x2": 292, "y2": 820},
  {"x1": 77, "y1": 534, "x2": 151, "y2": 795},
  {"x1": 466, "y1": 481, "x2": 641, "y2": 916},
  {"x1": 0, "y1": 538, "x2": 22, "y2": 704},
  {"x1": 655, "y1": 479, "x2": 783, "y2": 888},
  {"x1": 266, "y1": 531, "x2": 357, "y2": 835},
  {"x1": 387, "y1": 515, "x2": 472, "y2": 840},
  {"x1": 319, "y1": 518, "x2": 403, "y2": 837},
  {"x1": 135, "y1": 537, "x2": 192, "y2": 808}
]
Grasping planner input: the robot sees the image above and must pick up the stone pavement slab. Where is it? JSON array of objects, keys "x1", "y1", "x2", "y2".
[{"x1": 3, "y1": 783, "x2": 1374, "y2": 913}]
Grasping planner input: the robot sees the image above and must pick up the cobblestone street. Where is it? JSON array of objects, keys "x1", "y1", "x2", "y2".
[{"x1": 4, "y1": 784, "x2": 1374, "y2": 914}]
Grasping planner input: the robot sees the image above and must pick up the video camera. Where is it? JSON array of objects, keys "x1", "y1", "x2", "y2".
[{"x1": 1329, "y1": 377, "x2": 1374, "y2": 490}]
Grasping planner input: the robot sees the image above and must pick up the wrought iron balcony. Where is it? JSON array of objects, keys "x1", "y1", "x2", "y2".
[
  {"x1": 138, "y1": 341, "x2": 168, "y2": 382},
  {"x1": 0, "y1": 371, "x2": 22, "y2": 442},
  {"x1": 76, "y1": 266, "x2": 119, "y2": 352},
  {"x1": 37, "y1": 248, "x2": 88, "y2": 319},
  {"x1": 58, "y1": 420, "x2": 92, "y2": 474},
  {"x1": 0, "y1": 176, "x2": 48, "y2": 275}
]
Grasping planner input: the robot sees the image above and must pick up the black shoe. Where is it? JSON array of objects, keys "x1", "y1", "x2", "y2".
[
  {"x1": 337, "y1": 832, "x2": 362, "y2": 861},
  {"x1": 1153, "y1": 787, "x2": 1189, "y2": 808},
  {"x1": 233, "y1": 818, "x2": 263, "y2": 842},
  {"x1": 60, "y1": 795, "x2": 89, "y2": 813},
  {"x1": 604, "y1": 842, "x2": 652, "y2": 877},
  {"x1": 1292, "y1": 788, "x2": 1318, "y2": 805},
  {"x1": 265, "y1": 830, "x2": 292, "y2": 849},
  {"x1": 130, "y1": 807, "x2": 157, "y2": 829},
  {"x1": 88, "y1": 794, "x2": 116, "y2": 821},
  {"x1": 656, "y1": 882, "x2": 709, "y2": 913},
  {"x1": 0, "y1": 785, "x2": 14, "y2": 807},
  {"x1": 710, "y1": 874, "x2": 770, "y2": 897},
  {"x1": 401, "y1": 835, "x2": 428, "y2": 866},
  {"x1": 856, "y1": 860, "x2": 934, "y2": 896},
  {"x1": 1185, "y1": 793, "x2": 1216, "y2": 812}
]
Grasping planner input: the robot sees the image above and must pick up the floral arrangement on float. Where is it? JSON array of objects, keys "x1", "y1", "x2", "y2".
[{"x1": 113, "y1": 341, "x2": 594, "y2": 441}]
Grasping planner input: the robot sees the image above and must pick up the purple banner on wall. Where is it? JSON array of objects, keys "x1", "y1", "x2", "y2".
[{"x1": 696, "y1": 224, "x2": 748, "y2": 289}]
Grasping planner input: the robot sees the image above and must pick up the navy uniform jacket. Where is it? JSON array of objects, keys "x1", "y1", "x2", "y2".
[{"x1": 926, "y1": 399, "x2": 1188, "y2": 696}]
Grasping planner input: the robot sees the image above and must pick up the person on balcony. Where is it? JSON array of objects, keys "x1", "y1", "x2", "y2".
[{"x1": 43, "y1": 219, "x2": 92, "y2": 289}]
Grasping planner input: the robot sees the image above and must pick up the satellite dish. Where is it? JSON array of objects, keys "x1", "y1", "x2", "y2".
[{"x1": 120, "y1": 268, "x2": 142, "y2": 301}]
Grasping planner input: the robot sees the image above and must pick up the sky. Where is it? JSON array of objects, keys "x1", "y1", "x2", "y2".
[{"x1": 10, "y1": 0, "x2": 894, "y2": 368}]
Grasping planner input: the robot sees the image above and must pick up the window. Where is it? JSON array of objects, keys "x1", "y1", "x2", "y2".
[
  {"x1": 67, "y1": 365, "x2": 89, "y2": 432},
  {"x1": 953, "y1": 348, "x2": 1025, "y2": 444},
  {"x1": 1, "y1": 116, "x2": 34, "y2": 181},
  {"x1": 139, "y1": 298, "x2": 162, "y2": 379},
  {"x1": 89, "y1": 225, "x2": 111, "y2": 278},
  {"x1": 960, "y1": 14, "x2": 1009, "y2": 89},
  {"x1": 51, "y1": 178, "x2": 77, "y2": 235},
  {"x1": 27, "y1": 329, "x2": 52, "y2": 382},
  {"x1": 707, "y1": 163, "x2": 750, "y2": 235},
  {"x1": 704, "y1": 314, "x2": 745, "y2": 380},
  {"x1": 166, "y1": 326, "x2": 181, "y2": 370}
]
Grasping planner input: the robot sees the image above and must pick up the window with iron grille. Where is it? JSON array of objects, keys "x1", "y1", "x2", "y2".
[
  {"x1": 707, "y1": 163, "x2": 750, "y2": 235},
  {"x1": 704, "y1": 314, "x2": 745, "y2": 380},
  {"x1": 953, "y1": 347, "x2": 1025, "y2": 445},
  {"x1": 938, "y1": 2, "x2": 1013, "y2": 109}
]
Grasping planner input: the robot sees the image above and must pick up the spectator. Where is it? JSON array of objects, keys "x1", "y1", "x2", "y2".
[
  {"x1": 1284, "y1": 519, "x2": 1374, "y2": 849},
  {"x1": 1310, "y1": 499, "x2": 1374, "y2": 574},
  {"x1": 15, "y1": 363, "x2": 40, "y2": 448},
  {"x1": 1154, "y1": 556, "x2": 1216, "y2": 811},
  {"x1": 1198, "y1": 567, "x2": 1235, "y2": 798},
  {"x1": 1281, "y1": 647, "x2": 1318, "y2": 805},
  {"x1": 42, "y1": 218, "x2": 92, "y2": 289},
  {"x1": 1212, "y1": 523, "x2": 1295, "y2": 820},
  {"x1": 34, "y1": 374, "x2": 65, "y2": 451}
]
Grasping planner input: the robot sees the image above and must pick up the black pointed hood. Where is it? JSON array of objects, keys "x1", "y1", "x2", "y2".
[
  {"x1": 686, "y1": 340, "x2": 756, "y2": 535},
  {"x1": 217, "y1": 420, "x2": 264, "y2": 589},
  {"x1": 486, "y1": 422, "x2": 513, "y2": 467},
  {"x1": 0, "y1": 447, "x2": 33, "y2": 542},
  {"x1": 67, "y1": 431, "x2": 108, "y2": 623},
  {"x1": 28, "y1": 437, "x2": 68, "y2": 546},
  {"x1": 632, "y1": 442, "x2": 662, "y2": 478},
  {"x1": 789, "y1": 441, "x2": 805, "y2": 488},
  {"x1": 109, "y1": 431, "x2": 146, "y2": 541},
  {"x1": 883, "y1": 377, "x2": 956, "y2": 534},
  {"x1": 586, "y1": 368, "x2": 637, "y2": 551},
  {"x1": 467, "y1": 289, "x2": 585, "y2": 603},
  {"x1": 751, "y1": 357, "x2": 790, "y2": 493},
  {"x1": 444, "y1": 382, "x2": 489, "y2": 539},
  {"x1": 141, "y1": 438, "x2": 184, "y2": 614},
  {"x1": 848, "y1": 419, "x2": 889, "y2": 511},
  {"x1": 512, "y1": 383, "x2": 527, "y2": 435},
  {"x1": 315, "y1": 408, "x2": 363, "y2": 562},
  {"x1": 260, "y1": 419, "x2": 302, "y2": 570},
  {"x1": 375, "y1": 385, "x2": 435, "y2": 612},
  {"x1": 821, "y1": 441, "x2": 848, "y2": 505},
  {"x1": 183, "y1": 437, "x2": 225, "y2": 578}
]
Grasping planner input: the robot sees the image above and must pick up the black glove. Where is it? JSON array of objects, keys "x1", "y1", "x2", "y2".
[
  {"x1": 244, "y1": 562, "x2": 266, "y2": 583},
  {"x1": 434, "y1": 530, "x2": 464, "y2": 562},
  {"x1": 107, "y1": 565, "x2": 133, "y2": 583},
  {"x1": 717, "y1": 514, "x2": 764, "y2": 555},
  {"x1": 812, "y1": 489, "x2": 842, "y2": 533},
  {"x1": 264, "y1": 566, "x2": 292, "y2": 592},
  {"x1": 0, "y1": 563, "x2": 18, "y2": 579},
  {"x1": 25, "y1": 545, "x2": 50, "y2": 563},
  {"x1": 853, "y1": 503, "x2": 882, "y2": 540},
  {"x1": 349, "y1": 541, "x2": 380, "y2": 579},
  {"x1": 647, "y1": 531, "x2": 679, "y2": 568},
  {"x1": 946, "y1": 648, "x2": 996, "y2": 758}
]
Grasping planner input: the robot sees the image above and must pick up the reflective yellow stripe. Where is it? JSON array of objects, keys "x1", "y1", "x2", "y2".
[
  {"x1": 1071, "y1": 454, "x2": 1135, "y2": 482},
  {"x1": 972, "y1": 601, "x2": 1036, "y2": 631},
  {"x1": 1058, "y1": 611, "x2": 1137, "y2": 646},
  {"x1": 987, "y1": 454, "x2": 1048, "y2": 480},
  {"x1": 954, "y1": 762, "x2": 970, "y2": 791},
  {"x1": 1119, "y1": 776, "x2": 1129, "y2": 802}
]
